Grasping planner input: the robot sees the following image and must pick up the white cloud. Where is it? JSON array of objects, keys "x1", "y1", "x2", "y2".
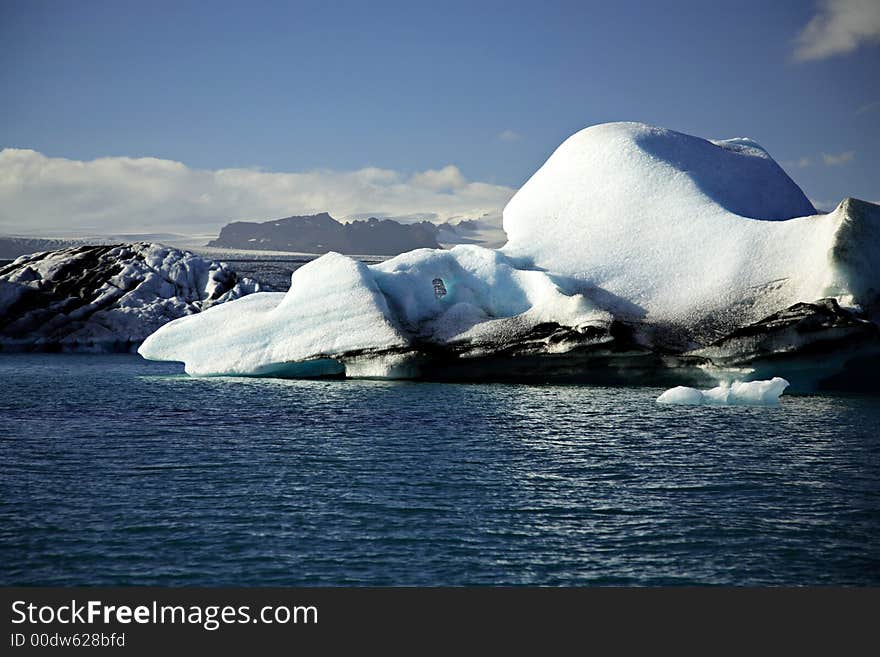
[
  {"x1": 0, "y1": 149, "x2": 515, "y2": 236},
  {"x1": 793, "y1": 0, "x2": 880, "y2": 61},
  {"x1": 498, "y1": 129, "x2": 521, "y2": 142},
  {"x1": 409, "y1": 165, "x2": 468, "y2": 191},
  {"x1": 822, "y1": 150, "x2": 855, "y2": 166}
]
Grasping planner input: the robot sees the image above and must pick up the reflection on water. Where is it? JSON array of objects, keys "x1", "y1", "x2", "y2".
[{"x1": 1, "y1": 353, "x2": 878, "y2": 585}]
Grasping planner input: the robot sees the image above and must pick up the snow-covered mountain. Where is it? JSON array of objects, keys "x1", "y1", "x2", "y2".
[
  {"x1": 434, "y1": 218, "x2": 508, "y2": 248},
  {"x1": 0, "y1": 243, "x2": 260, "y2": 352},
  {"x1": 139, "y1": 123, "x2": 880, "y2": 390}
]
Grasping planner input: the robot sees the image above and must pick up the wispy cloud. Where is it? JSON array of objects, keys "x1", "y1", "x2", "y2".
[
  {"x1": 498, "y1": 129, "x2": 521, "y2": 142},
  {"x1": 822, "y1": 150, "x2": 856, "y2": 166},
  {"x1": 783, "y1": 150, "x2": 858, "y2": 169},
  {"x1": 856, "y1": 100, "x2": 880, "y2": 114},
  {"x1": 0, "y1": 149, "x2": 515, "y2": 236},
  {"x1": 793, "y1": 0, "x2": 880, "y2": 61},
  {"x1": 782, "y1": 157, "x2": 813, "y2": 169}
]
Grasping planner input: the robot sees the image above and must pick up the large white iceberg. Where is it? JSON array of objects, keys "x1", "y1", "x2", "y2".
[{"x1": 139, "y1": 122, "x2": 880, "y2": 388}]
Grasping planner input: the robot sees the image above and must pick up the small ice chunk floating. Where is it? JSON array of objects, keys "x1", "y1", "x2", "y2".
[{"x1": 657, "y1": 377, "x2": 790, "y2": 406}]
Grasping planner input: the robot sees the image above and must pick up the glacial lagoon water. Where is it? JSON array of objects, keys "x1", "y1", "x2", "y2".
[{"x1": 1, "y1": 353, "x2": 878, "y2": 586}]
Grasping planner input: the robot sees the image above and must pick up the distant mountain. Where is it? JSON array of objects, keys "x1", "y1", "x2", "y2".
[
  {"x1": 435, "y1": 219, "x2": 485, "y2": 245},
  {"x1": 207, "y1": 213, "x2": 442, "y2": 255}
]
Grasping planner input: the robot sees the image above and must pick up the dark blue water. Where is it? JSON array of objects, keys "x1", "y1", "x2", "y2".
[{"x1": 1, "y1": 354, "x2": 878, "y2": 586}]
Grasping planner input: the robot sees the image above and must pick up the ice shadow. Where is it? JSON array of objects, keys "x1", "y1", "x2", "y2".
[{"x1": 635, "y1": 129, "x2": 816, "y2": 221}]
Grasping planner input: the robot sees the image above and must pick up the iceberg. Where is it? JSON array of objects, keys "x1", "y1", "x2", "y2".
[
  {"x1": 139, "y1": 252, "x2": 410, "y2": 377},
  {"x1": 0, "y1": 243, "x2": 260, "y2": 352},
  {"x1": 502, "y1": 123, "x2": 874, "y2": 333},
  {"x1": 138, "y1": 122, "x2": 880, "y2": 390},
  {"x1": 140, "y1": 246, "x2": 612, "y2": 376},
  {"x1": 657, "y1": 377, "x2": 790, "y2": 406}
]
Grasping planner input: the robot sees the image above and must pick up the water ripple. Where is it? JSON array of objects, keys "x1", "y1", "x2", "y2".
[{"x1": 1, "y1": 353, "x2": 879, "y2": 585}]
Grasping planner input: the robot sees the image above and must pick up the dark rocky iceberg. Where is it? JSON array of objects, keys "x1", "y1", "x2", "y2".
[{"x1": 0, "y1": 243, "x2": 260, "y2": 352}]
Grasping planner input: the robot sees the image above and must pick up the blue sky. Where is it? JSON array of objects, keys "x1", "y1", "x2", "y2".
[{"x1": 0, "y1": 0, "x2": 878, "y2": 234}]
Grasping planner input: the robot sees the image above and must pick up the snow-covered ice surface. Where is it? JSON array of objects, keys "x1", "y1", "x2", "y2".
[
  {"x1": 140, "y1": 246, "x2": 612, "y2": 376},
  {"x1": 371, "y1": 246, "x2": 610, "y2": 347},
  {"x1": 657, "y1": 377, "x2": 790, "y2": 406},
  {"x1": 140, "y1": 252, "x2": 409, "y2": 376},
  {"x1": 0, "y1": 243, "x2": 260, "y2": 351},
  {"x1": 138, "y1": 122, "x2": 880, "y2": 389},
  {"x1": 502, "y1": 123, "x2": 876, "y2": 332}
]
